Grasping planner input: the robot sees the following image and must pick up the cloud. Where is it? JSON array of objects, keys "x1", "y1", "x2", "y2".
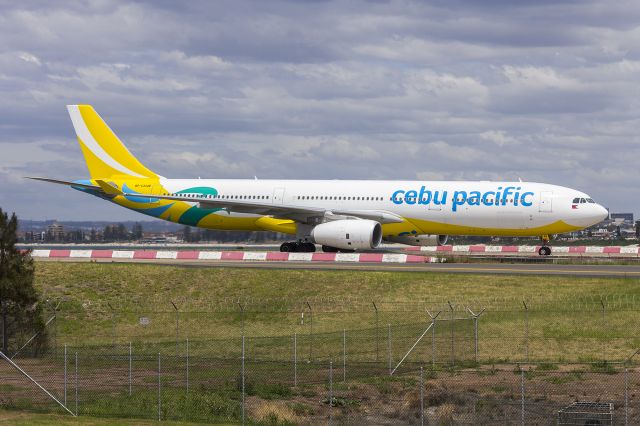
[
  {"x1": 18, "y1": 52, "x2": 41, "y2": 66},
  {"x1": 0, "y1": 0, "x2": 638, "y2": 220}
]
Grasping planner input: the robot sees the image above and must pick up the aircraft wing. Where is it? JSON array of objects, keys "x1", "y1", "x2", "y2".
[
  {"x1": 26, "y1": 177, "x2": 404, "y2": 224},
  {"x1": 131, "y1": 193, "x2": 404, "y2": 224}
]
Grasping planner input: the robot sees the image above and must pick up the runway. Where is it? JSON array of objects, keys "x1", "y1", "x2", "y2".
[{"x1": 40, "y1": 257, "x2": 640, "y2": 278}]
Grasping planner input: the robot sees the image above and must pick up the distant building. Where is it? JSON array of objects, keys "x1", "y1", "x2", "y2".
[
  {"x1": 610, "y1": 213, "x2": 633, "y2": 223},
  {"x1": 46, "y1": 222, "x2": 65, "y2": 240}
]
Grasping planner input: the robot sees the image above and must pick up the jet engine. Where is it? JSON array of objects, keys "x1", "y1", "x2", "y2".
[
  {"x1": 384, "y1": 234, "x2": 449, "y2": 246},
  {"x1": 311, "y1": 219, "x2": 382, "y2": 250}
]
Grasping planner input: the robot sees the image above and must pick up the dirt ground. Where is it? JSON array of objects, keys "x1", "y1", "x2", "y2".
[{"x1": 2, "y1": 359, "x2": 638, "y2": 424}]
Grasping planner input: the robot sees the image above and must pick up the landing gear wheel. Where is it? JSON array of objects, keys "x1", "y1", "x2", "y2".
[
  {"x1": 301, "y1": 242, "x2": 316, "y2": 252},
  {"x1": 280, "y1": 242, "x2": 316, "y2": 252},
  {"x1": 280, "y1": 242, "x2": 295, "y2": 253},
  {"x1": 322, "y1": 245, "x2": 339, "y2": 253},
  {"x1": 538, "y1": 246, "x2": 551, "y2": 256}
]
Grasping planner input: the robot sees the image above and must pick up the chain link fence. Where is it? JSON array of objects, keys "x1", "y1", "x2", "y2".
[
  {"x1": 28, "y1": 296, "x2": 640, "y2": 365},
  {"x1": 3, "y1": 296, "x2": 640, "y2": 423},
  {"x1": 2, "y1": 346, "x2": 639, "y2": 424}
]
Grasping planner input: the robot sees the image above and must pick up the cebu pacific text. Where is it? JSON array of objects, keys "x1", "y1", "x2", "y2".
[{"x1": 391, "y1": 186, "x2": 535, "y2": 212}]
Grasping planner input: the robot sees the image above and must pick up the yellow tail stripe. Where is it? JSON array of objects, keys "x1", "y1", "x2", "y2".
[{"x1": 77, "y1": 105, "x2": 157, "y2": 178}]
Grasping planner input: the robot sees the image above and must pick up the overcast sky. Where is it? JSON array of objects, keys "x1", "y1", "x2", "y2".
[{"x1": 1, "y1": 0, "x2": 639, "y2": 221}]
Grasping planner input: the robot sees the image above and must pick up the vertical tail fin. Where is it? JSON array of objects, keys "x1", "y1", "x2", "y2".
[{"x1": 67, "y1": 105, "x2": 158, "y2": 179}]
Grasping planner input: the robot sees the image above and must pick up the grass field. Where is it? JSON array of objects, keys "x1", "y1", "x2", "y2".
[
  {"x1": 35, "y1": 262, "x2": 640, "y2": 310},
  {"x1": 3, "y1": 262, "x2": 640, "y2": 424},
  {"x1": 0, "y1": 409, "x2": 223, "y2": 425},
  {"x1": 30, "y1": 262, "x2": 640, "y2": 363}
]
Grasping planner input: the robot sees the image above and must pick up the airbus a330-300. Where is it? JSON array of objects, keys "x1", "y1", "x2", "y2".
[{"x1": 29, "y1": 105, "x2": 608, "y2": 256}]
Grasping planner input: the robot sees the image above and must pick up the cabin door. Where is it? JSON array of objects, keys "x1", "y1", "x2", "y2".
[
  {"x1": 273, "y1": 187, "x2": 285, "y2": 204},
  {"x1": 539, "y1": 191, "x2": 553, "y2": 213}
]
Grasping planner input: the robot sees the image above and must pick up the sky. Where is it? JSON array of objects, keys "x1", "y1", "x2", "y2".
[{"x1": 0, "y1": 0, "x2": 639, "y2": 221}]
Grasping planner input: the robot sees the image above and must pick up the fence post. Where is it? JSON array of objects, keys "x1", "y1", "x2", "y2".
[
  {"x1": 306, "y1": 301, "x2": 313, "y2": 362},
  {"x1": 373, "y1": 301, "x2": 379, "y2": 361},
  {"x1": 523, "y1": 301, "x2": 529, "y2": 363},
  {"x1": 432, "y1": 318, "x2": 436, "y2": 367},
  {"x1": 107, "y1": 302, "x2": 116, "y2": 348},
  {"x1": 186, "y1": 337, "x2": 189, "y2": 394},
  {"x1": 74, "y1": 351, "x2": 78, "y2": 416},
  {"x1": 293, "y1": 333, "x2": 297, "y2": 387},
  {"x1": 329, "y1": 360, "x2": 333, "y2": 425},
  {"x1": 128, "y1": 342, "x2": 132, "y2": 396},
  {"x1": 520, "y1": 367, "x2": 525, "y2": 426},
  {"x1": 343, "y1": 329, "x2": 346, "y2": 382},
  {"x1": 53, "y1": 302, "x2": 58, "y2": 357},
  {"x1": 601, "y1": 299, "x2": 606, "y2": 362},
  {"x1": 171, "y1": 301, "x2": 179, "y2": 356},
  {"x1": 466, "y1": 307, "x2": 485, "y2": 365},
  {"x1": 448, "y1": 301, "x2": 454, "y2": 367},
  {"x1": 242, "y1": 334, "x2": 245, "y2": 426},
  {"x1": 427, "y1": 310, "x2": 440, "y2": 368},
  {"x1": 237, "y1": 302, "x2": 245, "y2": 335},
  {"x1": 625, "y1": 367, "x2": 628, "y2": 426},
  {"x1": 474, "y1": 315, "x2": 478, "y2": 363},
  {"x1": 64, "y1": 344, "x2": 67, "y2": 406},
  {"x1": 420, "y1": 366, "x2": 424, "y2": 426},
  {"x1": 387, "y1": 324, "x2": 392, "y2": 375},
  {"x1": 157, "y1": 352, "x2": 161, "y2": 422}
]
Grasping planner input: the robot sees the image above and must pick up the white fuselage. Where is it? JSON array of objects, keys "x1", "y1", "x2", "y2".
[{"x1": 154, "y1": 178, "x2": 607, "y2": 237}]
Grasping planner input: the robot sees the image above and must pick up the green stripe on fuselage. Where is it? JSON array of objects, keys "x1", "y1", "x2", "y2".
[{"x1": 175, "y1": 186, "x2": 221, "y2": 226}]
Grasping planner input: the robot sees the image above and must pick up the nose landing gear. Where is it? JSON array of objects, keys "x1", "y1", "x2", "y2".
[{"x1": 538, "y1": 235, "x2": 552, "y2": 256}]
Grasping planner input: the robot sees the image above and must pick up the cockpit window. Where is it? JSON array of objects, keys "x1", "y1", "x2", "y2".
[
  {"x1": 580, "y1": 198, "x2": 586, "y2": 203},
  {"x1": 586, "y1": 198, "x2": 595, "y2": 203},
  {"x1": 572, "y1": 197, "x2": 580, "y2": 203}
]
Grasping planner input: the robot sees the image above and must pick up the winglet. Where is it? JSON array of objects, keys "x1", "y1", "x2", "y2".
[{"x1": 95, "y1": 179, "x2": 123, "y2": 195}]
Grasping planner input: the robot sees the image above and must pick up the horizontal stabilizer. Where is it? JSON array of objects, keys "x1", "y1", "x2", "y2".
[
  {"x1": 95, "y1": 179, "x2": 123, "y2": 195},
  {"x1": 25, "y1": 177, "x2": 101, "y2": 191}
]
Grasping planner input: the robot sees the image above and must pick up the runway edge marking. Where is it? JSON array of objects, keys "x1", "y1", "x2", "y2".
[{"x1": 28, "y1": 249, "x2": 441, "y2": 264}]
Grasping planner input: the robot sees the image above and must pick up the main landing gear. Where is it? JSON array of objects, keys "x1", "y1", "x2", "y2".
[
  {"x1": 279, "y1": 242, "x2": 356, "y2": 253},
  {"x1": 321, "y1": 245, "x2": 354, "y2": 253},
  {"x1": 279, "y1": 242, "x2": 316, "y2": 253},
  {"x1": 538, "y1": 235, "x2": 552, "y2": 256}
]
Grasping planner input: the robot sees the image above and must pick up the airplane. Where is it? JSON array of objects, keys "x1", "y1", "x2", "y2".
[{"x1": 28, "y1": 105, "x2": 608, "y2": 256}]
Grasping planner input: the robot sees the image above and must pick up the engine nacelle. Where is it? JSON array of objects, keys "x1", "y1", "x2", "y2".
[
  {"x1": 384, "y1": 234, "x2": 449, "y2": 247},
  {"x1": 311, "y1": 220, "x2": 382, "y2": 250}
]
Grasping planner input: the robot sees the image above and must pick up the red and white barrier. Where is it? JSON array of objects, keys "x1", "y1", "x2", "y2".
[
  {"x1": 412, "y1": 245, "x2": 640, "y2": 255},
  {"x1": 27, "y1": 246, "x2": 640, "y2": 262},
  {"x1": 28, "y1": 249, "x2": 441, "y2": 264}
]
